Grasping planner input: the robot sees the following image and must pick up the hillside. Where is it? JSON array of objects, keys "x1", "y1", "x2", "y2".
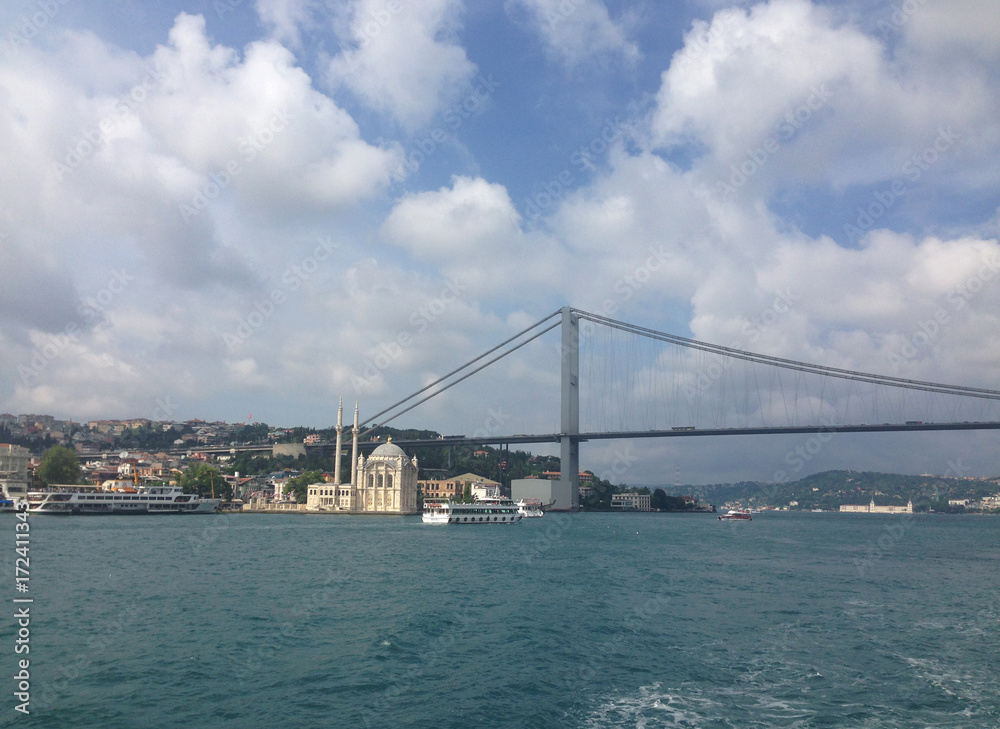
[{"x1": 660, "y1": 470, "x2": 1000, "y2": 512}]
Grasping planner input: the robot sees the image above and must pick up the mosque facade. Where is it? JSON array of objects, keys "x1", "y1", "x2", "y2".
[{"x1": 306, "y1": 400, "x2": 419, "y2": 515}]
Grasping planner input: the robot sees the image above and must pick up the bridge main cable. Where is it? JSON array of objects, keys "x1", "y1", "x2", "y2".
[
  {"x1": 572, "y1": 309, "x2": 1000, "y2": 401},
  {"x1": 359, "y1": 309, "x2": 563, "y2": 435}
]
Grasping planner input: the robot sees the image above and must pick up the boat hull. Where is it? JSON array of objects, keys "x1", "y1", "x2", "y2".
[{"x1": 27, "y1": 487, "x2": 222, "y2": 515}]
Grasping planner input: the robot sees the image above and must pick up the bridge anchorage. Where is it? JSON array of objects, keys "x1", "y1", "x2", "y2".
[{"x1": 353, "y1": 306, "x2": 1000, "y2": 510}]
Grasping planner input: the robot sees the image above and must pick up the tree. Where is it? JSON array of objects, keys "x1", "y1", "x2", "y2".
[
  {"x1": 651, "y1": 488, "x2": 668, "y2": 511},
  {"x1": 37, "y1": 445, "x2": 81, "y2": 485},
  {"x1": 179, "y1": 463, "x2": 229, "y2": 499},
  {"x1": 285, "y1": 470, "x2": 323, "y2": 503}
]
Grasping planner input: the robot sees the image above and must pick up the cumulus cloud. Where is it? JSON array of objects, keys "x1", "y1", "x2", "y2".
[
  {"x1": 653, "y1": 0, "x2": 1000, "y2": 196},
  {"x1": 507, "y1": 0, "x2": 640, "y2": 68},
  {"x1": 255, "y1": 0, "x2": 316, "y2": 47},
  {"x1": 0, "y1": 11, "x2": 404, "y2": 418},
  {"x1": 380, "y1": 175, "x2": 568, "y2": 300},
  {"x1": 328, "y1": 0, "x2": 477, "y2": 130}
]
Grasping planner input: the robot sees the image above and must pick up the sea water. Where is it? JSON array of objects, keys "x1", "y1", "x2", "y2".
[{"x1": 0, "y1": 511, "x2": 997, "y2": 728}]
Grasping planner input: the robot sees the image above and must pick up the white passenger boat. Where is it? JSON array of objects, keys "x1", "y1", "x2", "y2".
[
  {"x1": 515, "y1": 498, "x2": 544, "y2": 518},
  {"x1": 422, "y1": 497, "x2": 523, "y2": 525},
  {"x1": 26, "y1": 483, "x2": 221, "y2": 514}
]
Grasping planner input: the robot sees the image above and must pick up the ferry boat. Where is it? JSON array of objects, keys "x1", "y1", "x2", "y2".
[
  {"x1": 515, "y1": 498, "x2": 544, "y2": 518},
  {"x1": 26, "y1": 483, "x2": 221, "y2": 515},
  {"x1": 422, "y1": 497, "x2": 523, "y2": 525},
  {"x1": 718, "y1": 509, "x2": 752, "y2": 521}
]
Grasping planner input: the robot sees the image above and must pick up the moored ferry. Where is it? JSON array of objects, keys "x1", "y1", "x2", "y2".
[
  {"x1": 422, "y1": 497, "x2": 523, "y2": 525},
  {"x1": 26, "y1": 483, "x2": 221, "y2": 515}
]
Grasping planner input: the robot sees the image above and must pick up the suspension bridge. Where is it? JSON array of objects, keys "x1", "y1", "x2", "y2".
[{"x1": 351, "y1": 307, "x2": 1000, "y2": 508}]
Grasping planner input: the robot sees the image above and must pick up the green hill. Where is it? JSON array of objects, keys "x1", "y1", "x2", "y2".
[{"x1": 661, "y1": 470, "x2": 1000, "y2": 512}]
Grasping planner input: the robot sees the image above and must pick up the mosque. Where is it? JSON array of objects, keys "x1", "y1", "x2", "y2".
[{"x1": 306, "y1": 399, "x2": 419, "y2": 515}]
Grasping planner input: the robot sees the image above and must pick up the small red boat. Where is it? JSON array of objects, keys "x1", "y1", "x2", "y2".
[{"x1": 718, "y1": 510, "x2": 752, "y2": 520}]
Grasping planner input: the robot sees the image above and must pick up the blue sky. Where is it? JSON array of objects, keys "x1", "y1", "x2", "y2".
[{"x1": 2, "y1": 0, "x2": 1000, "y2": 485}]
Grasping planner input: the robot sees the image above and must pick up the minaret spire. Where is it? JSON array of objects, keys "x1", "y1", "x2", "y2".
[
  {"x1": 350, "y1": 401, "x2": 360, "y2": 487},
  {"x1": 333, "y1": 397, "x2": 343, "y2": 486}
]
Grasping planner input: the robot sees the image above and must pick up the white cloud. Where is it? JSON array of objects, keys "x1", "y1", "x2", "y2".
[
  {"x1": 508, "y1": 0, "x2": 640, "y2": 68},
  {"x1": 328, "y1": 0, "x2": 477, "y2": 130},
  {"x1": 381, "y1": 175, "x2": 567, "y2": 299},
  {"x1": 654, "y1": 0, "x2": 1000, "y2": 194},
  {"x1": 901, "y1": 0, "x2": 1000, "y2": 63},
  {"x1": 0, "y1": 11, "x2": 406, "y2": 420},
  {"x1": 255, "y1": 0, "x2": 316, "y2": 48}
]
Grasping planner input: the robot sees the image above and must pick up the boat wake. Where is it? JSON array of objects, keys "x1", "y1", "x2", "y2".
[{"x1": 584, "y1": 681, "x2": 816, "y2": 728}]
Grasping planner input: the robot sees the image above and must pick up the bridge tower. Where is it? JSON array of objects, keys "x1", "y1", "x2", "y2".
[{"x1": 560, "y1": 306, "x2": 580, "y2": 509}]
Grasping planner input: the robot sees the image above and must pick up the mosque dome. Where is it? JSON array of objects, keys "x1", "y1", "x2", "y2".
[{"x1": 370, "y1": 439, "x2": 407, "y2": 458}]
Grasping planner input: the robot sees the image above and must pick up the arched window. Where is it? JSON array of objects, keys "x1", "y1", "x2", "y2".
[
  {"x1": 386, "y1": 474, "x2": 393, "y2": 489},
  {"x1": 367, "y1": 474, "x2": 374, "y2": 488},
  {"x1": 377, "y1": 473, "x2": 384, "y2": 488}
]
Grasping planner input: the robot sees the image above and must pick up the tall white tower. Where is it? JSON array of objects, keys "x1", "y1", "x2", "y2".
[
  {"x1": 350, "y1": 401, "x2": 360, "y2": 486},
  {"x1": 333, "y1": 397, "x2": 343, "y2": 486}
]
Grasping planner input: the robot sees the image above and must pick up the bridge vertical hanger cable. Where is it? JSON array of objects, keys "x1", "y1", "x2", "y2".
[{"x1": 573, "y1": 309, "x2": 1000, "y2": 401}]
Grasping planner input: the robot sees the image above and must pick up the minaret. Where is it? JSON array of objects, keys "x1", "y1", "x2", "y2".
[
  {"x1": 333, "y1": 397, "x2": 343, "y2": 486},
  {"x1": 350, "y1": 401, "x2": 360, "y2": 487}
]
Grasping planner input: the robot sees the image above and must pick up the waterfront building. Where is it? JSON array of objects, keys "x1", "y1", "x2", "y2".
[
  {"x1": 611, "y1": 492, "x2": 652, "y2": 511},
  {"x1": 353, "y1": 439, "x2": 419, "y2": 513},
  {"x1": 839, "y1": 498, "x2": 913, "y2": 514},
  {"x1": 0, "y1": 444, "x2": 30, "y2": 501},
  {"x1": 418, "y1": 473, "x2": 500, "y2": 500},
  {"x1": 512, "y1": 478, "x2": 573, "y2": 511},
  {"x1": 471, "y1": 483, "x2": 501, "y2": 500}
]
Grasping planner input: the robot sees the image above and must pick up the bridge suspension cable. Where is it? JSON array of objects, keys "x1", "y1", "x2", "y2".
[
  {"x1": 358, "y1": 309, "x2": 562, "y2": 435},
  {"x1": 572, "y1": 309, "x2": 1000, "y2": 401}
]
